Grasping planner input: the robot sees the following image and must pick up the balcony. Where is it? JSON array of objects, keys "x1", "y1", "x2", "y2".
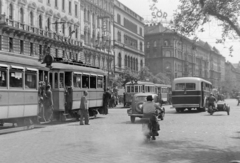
[{"x1": 0, "y1": 15, "x2": 82, "y2": 50}]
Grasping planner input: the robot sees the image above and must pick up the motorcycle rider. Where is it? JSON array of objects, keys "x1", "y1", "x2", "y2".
[
  {"x1": 142, "y1": 95, "x2": 162, "y2": 140},
  {"x1": 206, "y1": 93, "x2": 217, "y2": 110}
]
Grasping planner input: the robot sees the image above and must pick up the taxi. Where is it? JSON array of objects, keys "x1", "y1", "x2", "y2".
[{"x1": 127, "y1": 92, "x2": 165, "y2": 123}]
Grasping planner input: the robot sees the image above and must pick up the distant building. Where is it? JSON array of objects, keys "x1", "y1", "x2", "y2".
[
  {"x1": 144, "y1": 23, "x2": 225, "y2": 89},
  {"x1": 113, "y1": 0, "x2": 145, "y2": 77}
]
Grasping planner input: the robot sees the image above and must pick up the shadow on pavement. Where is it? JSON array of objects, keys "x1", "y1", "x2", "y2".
[{"x1": 138, "y1": 140, "x2": 240, "y2": 163}]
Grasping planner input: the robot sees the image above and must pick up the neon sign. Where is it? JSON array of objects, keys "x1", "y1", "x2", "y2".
[{"x1": 150, "y1": 4, "x2": 168, "y2": 19}]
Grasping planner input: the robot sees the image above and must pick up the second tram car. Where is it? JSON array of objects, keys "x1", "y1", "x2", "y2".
[
  {"x1": 154, "y1": 84, "x2": 171, "y2": 104},
  {"x1": 172, "y1": 77, "x2": 212, "y2": 112}
]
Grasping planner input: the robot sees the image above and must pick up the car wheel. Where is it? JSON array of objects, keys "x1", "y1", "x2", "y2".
[{"x1": 130, "y1": 116, "x2": 135, "y2": 123}]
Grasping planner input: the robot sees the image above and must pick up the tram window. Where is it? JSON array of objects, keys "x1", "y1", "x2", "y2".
[
  {"x1": 147, "y1": 86, "x2": 150, "y2": 92},
  {"x1": 54, "y1": 73, "x2": 58, "y2": 88},
  {"x1": 131, "y1": 85, "x2": 134, "y2": 92},
  {"x1": 49, "y1": 73, "x2": 53, "y2": 88},
  {"x1": 90, "y1": 75, "x2": 96, "y2": 89},
  {"x1": 0, "y1": 68, "x2": 7, "y2": 87},
  {"x1": 175, "y1": 83, "x2": 185, "y2": 90},
  {"x1": 135, "y1": 86, "x2": 138, "y2": 92},
  {"x1": 186, "y1": 83, "x2": 196, "y2": 90},
  {"x1": 82, "y1": 74, "x2": 89, "y2": 88},
  {"x1": 73, "y1": 74, "x2": 81, "y2": 88},
  {"x1": 25, "y1": 70, "x2": 37, "y2": 89},
  {"x1": 10, "y1": 69, "x2": 23, "y2": 88},
  {"x1": 97, "y1": 76, "x2": 103, "y2": 88},
  {"x1": 127, "y1": 86, "x2": 130, "y2": 93},
  {"x1": 59, "y1": 73, "x2": 64, "y2": 88}
]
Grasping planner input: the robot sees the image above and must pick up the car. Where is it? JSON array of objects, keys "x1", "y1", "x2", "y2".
[{"x1": 127, "y1": 92, "x2": 165, "y2": 123}]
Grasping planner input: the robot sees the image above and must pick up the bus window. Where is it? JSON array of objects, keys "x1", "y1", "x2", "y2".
[
  {"x1": 0, "y1": 67, "x2": 7, "y2": 87},
  {"x1": 90, "y1": 75, "x2": 96, "y2": 89},
  {"x1": 127, "y1": 86, "x2": 130, "y2": 93},
  {"x1": 82, "y1": 74, "x2": 89, "y2": 88},
  {"x1": 10, "y1": 68, "x2": 23, "y2": 88},
  {"x1": 131, "y1": 85, "x2": 134, "y2": 92},
  {"x1": 135, "y1": 85, "x2": 138, "y2": 92},
  {"x1": 54, "y1": 73, "x2": 58, "y2": 89},
  {"x1": 97, "y1": 76, "x2": 103, "y2": 88},
  {"x1": 186, "y1": 83, "x2": 196, "y2": 90},
  {"x1": 175, "y1": 83, "x2": 185, "y2": 90},
  {"x1": 60, "y1": 73, "x2": 64, "y2": 88},
  {"x1": 25, "y1": 70, "x2": 37, "y2": 89},
  {"x1": 73, "y1": 73, "x2": 81, "y2": 88}
]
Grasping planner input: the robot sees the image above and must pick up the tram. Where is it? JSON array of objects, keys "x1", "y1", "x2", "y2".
[
  {"x1": 0, "y1": 53, "x2": 106, "y2": 126},
  {"x1": 171, "y1": 77, "x2": 212, "y2": 112},
  {"x1": 124, "y1": 81, "x2": 155, "y2": 107},
  {"x1": 154, "y1": 84, "x2": 171, "y2": 104}
]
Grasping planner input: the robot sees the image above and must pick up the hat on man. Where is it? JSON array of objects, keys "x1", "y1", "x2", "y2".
[{"x1": 146, "y1": 95, "x2": 153, "y2": 101}]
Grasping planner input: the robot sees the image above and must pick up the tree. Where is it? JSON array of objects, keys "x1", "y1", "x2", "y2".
[
  {"x1": 121, "y1": 68, "x2": 139, "y2": 86},
  {"x1": 138, "y1": 67, "x2": 153, "y2": 81},
  {"x1": 172, "y1": 0, "x2": 240, "y2": 43},
  {"x1": 155, "y1": 72, "x2": 171, "y2": 85}
]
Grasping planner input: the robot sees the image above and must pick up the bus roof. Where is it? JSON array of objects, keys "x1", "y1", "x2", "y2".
[
  {"x1": 173, "y1": 77, "x2": 212, "y2": 85},
  {"x1": 125, "y1": 81, "x2": 155, "y2": 85}
]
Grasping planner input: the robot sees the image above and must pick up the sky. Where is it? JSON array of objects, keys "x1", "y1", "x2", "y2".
[{"x1": 118, "y1": 0, "x2": 240, "y2": 64}]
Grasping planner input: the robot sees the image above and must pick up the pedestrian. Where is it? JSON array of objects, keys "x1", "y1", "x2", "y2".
[
  {"x1": 79, "y1": 90, "x2": 89, "y2": 125},
  {"x1": 103, "y1": 88, "x2": 111, "y2": 114},
  {"x1": 44, "y1": 84, "x2": 53, "y2": 122},
  {"x1": 38, "y1": 81, "x2": 46, "y2": 122}
]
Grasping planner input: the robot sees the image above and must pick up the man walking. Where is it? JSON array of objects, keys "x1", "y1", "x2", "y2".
[{"x1": 44, "y1": 84, "x2": 53, "y2": 122}]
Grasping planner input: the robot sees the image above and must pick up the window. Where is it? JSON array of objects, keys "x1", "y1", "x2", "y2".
[
  {"x1": 69, "y1": 26, "x2": 72, "y2": 36},
  {"x1": 20, "y1": 8, "x2": 24, "y2": 23},
  {"x1": 30, "y1": 42, "x2": 33, "y2": 56},
  {"x1": 154, "y1": 41, "x2": 157, "y2": 47},
  {"x1": 175, "y1": 83, "x2": 185, "y2": 90},
  {"x1": 82, "y1": 74, "x2": 89, "y2": 88},
  {"x1": 62, "y1": 23, "x2": 65, "y2": 35},
  {"x1": 69, "y1": 1, "x2": 72, "y2": 14},
  {"x1": 62, "y1": 50, "x2": 65, "y2": 58},
  {"x1": 175, "y1": 83, "x2": 196, "y2": 90},
  {"x1": 55, "y1": 21, "x2": 58, "y2": 32},
  {"x1": 55, "y1": 0, "x2": 58, "y2": 7},
  {"x1": 75, "y1": 4, "x2": 77, "y2": 16},
  {"x1": 9, "y1": 4, "x2": 13, "y2": 20},
  {"x1": 73, "y1": 73, "x2": 81, "y2": 88},
  {"x1": 10, "y1": 68, "x2": 23, "y2": 88},
  {"x1": 60, "y1": 73, "x2": 64, "y2": 88},
  {"x1": 75, "y1": 26, "x2": 78, "y2": 39},
  {"x1": 0, "y1": 67, "x2": 7, "y2": 87},
  {"x1": 62, "y1": 0, "x2": 65, "y2": 10},
  {"x1": 39, "y1": 15, "x2": 42, "y2": 29},
  {"x1": 164, "y1": 40, "x2": 169, "y2": 46},
  {"x1": 47, "y1": 18, "x2": 51, "y2": 31},
  {"x1": 55, "y1": 49, "x2": 58, "y2": 57},
  {"x1": 54, "y1": 73, "x2": 58, "y2": 88},
  {"x1": 186, "y1": 83, "x2": 196, "y2": 90},
  {"x1": 117, "y1": 31, "x2": 121, "y2": 42},
  {"x1": 39, "y1": 44, "x2": 42, "y2": 55},
  {"x1": 117, "y1": 14, "x2": 121, "y2": 24},
  {"x1": 140, "y1": 42, "x2": 143, "y2": 51},
  {"x1": 135, "y1": 86, "x2": 138, "y2": 93},
  {"x1": 118, "y1": 53, "x2": 121, "y2": 68},
  {"x1": 131, "y1": 85, "x2": 134, "y2": 92},
  {"x1": 90, "y1": 75, "x2": 96, "y2": 89},
  {"x1": 9, "y1": 37, "x2": 13, "y2": 52},
  {"x1": 30, "y1": 12, "x2": 34, "y2": 26},
  {"x1": 139, "y1": 27, "x2": 142, "y2": 36},
  {"x1": 25, "y1": 70, "x2": 37, "y2": 89},
  {"x1": 97, "y1": 76, "x2": 103, "y2": 88},
  {"x1": 126, "y1": 86, "x2": 130, "y2": 93},
  {"x1": 20, "y1": 40, "x2": 24, "y2": 54},
  {"x1": 146, "y1": 42, "x2": 150, "y2": 48}
]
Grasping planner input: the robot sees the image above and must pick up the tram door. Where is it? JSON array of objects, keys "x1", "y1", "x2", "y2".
[{"x1": 65, "y1": 72, "x2": 73, "y2": 112}]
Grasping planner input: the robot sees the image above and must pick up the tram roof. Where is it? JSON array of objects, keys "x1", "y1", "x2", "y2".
[
  {"x1": 154, "y1": 84, "x2": 171, "y2": 87},
  {"x1": 134, "y1": 92, "x2": 157, "y2": 97},
  {"x1": 173, "y1": 77, "x2": 212, "y2": 84},
  {"x1": 51, "y1": 62, "x2": 106, "y2": 75},
  {"x1": 0, "y1": 53, "x2": 49, "y2": 70},
  {"x1": 125, "y1": 81, "x2": 155, "y2": 85}
]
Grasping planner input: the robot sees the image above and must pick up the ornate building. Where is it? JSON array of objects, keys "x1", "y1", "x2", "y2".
[
  {"x1": 0, "y1": 0, "x2": 82, "y2": 74},
  {"x1": 145, "y1": 23, "x2": 225, "y2": 89},
  {"x1": 113, "y1": 0, "x2": 145, "y2": 76},
  {"x1": 80, "y1": 0, "x2": 114, "y2": 76}
]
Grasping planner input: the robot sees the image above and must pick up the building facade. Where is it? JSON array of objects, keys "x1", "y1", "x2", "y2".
[
  {"x1": 80, "y1": 0, "x2": 114, "y2": 77},
  {"x1": 0, "y1": 0, "x2": 82, "y2": 67},
  {"x1": 113, "y1": 0, "x2": 145, "y2": 77},
  {"x1": 145, "y1": 23, "x2": 225, "y2": 89}
]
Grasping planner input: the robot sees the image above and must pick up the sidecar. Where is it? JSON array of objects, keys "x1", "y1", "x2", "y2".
[{"x1": 207, "y1": 100, "x2": 230, "y2": 115}]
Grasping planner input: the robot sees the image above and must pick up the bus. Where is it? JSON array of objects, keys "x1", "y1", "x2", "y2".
[
  {"x1": 172, "y1": 77, "x2": 212, "y2": 113},
  {"x1": 124, "y1": 81, "x2": 156, "y2": 107}
]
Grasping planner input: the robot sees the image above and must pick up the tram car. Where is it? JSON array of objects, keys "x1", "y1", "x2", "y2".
[
  {"x1": 154, "y1": 84, "x2": 171, "y2": 104},
  {"x1": 0, "y1": 53, "x2": 107, "y2": 127},
  {"x1": 124, "y1": 81, "x2": 156, "y2": 107}
]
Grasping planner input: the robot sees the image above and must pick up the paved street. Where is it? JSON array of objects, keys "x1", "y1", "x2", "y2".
[{"x1": 0, "y1": 99, "x2": 240, "y2": 163}]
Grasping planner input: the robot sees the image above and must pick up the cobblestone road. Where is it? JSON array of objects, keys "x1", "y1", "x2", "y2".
[{"x1": 0, "y1": 99, "x2": 240, "y2": 163}]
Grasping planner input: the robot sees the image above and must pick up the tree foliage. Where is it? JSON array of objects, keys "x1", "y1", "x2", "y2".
[{"x1": 172, "y1": 0, "x2": 240, "y2": 42}]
